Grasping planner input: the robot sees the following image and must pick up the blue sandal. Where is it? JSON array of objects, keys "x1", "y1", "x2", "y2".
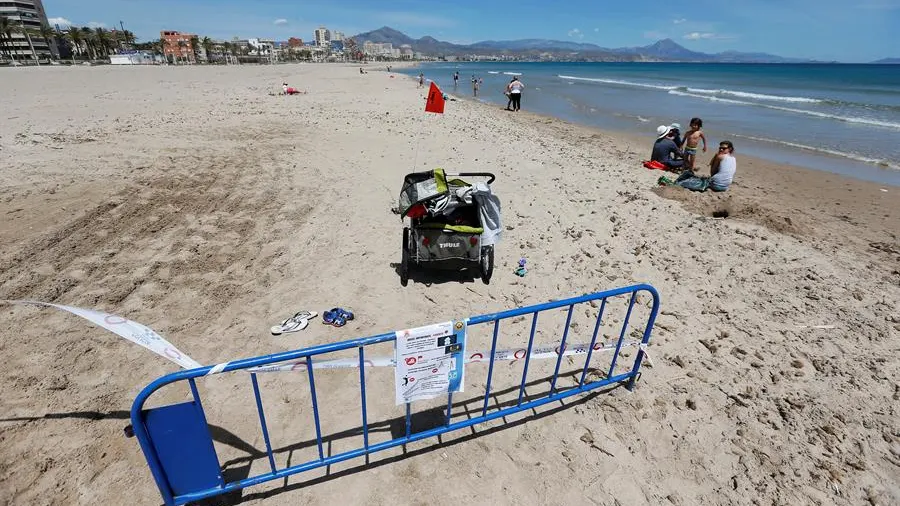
[{"x1": 322, "y1": 308, "x2": 354, "y2": 327}]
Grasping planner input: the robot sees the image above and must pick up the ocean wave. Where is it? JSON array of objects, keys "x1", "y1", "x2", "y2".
[
  {"x1": 684, "y1": 87, "x2": 823, "y2": 103},
  {"x1": 503, "y1": 72, "x2": 523, "y2": 76},
  {"x1": 668, "y1": 90, "x2": 900, "y2": 130},
  {"x1": 487, "y1": 71, "x2": 499, "y2": 74},
  {"x1": 731, "y1": 133, "x2": 900, "y2": 170},
  {"x1": 557, "y1": 75, "x2": 677, "y2": 91}
]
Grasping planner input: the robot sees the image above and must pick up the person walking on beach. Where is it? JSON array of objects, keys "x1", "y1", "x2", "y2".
[
  {"x1": 681, "y1": 117, "x2": 707, "y2": 170},
  {"x1": 506, "y1": 77, "x2": 524, "y2": 111},
  {"x1": 418, "y1": 73, "x2": 425, "y2": 88},
  {"x1": 651, "y1": 125, "x2": 684, "y2": 170},
  {"x1": 708, "y1": 140, "x2": 737, "y2": 191}
]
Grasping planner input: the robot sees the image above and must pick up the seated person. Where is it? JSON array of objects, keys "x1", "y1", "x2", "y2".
[
  {"x1": 651, "y1": 126, "x2": 684, "y2": 170},
  {"x1": 708, "y1": 140, "x2": 736, "y2": 192},
  {"x1": 672, "y1": 140, "x2": 737, "y2": 192},
  {"x1": 669, "y1": 122, "x2": 683, "y2": 151}
]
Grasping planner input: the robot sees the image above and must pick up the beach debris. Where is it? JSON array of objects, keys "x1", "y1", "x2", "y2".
[{"x1": 514, "y1": 258, "x2": 528, "y2": 277}]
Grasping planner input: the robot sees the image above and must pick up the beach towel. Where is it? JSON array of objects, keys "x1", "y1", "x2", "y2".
[{"x1": 674, "y1": 170, "x2": 710, "y2": 192}]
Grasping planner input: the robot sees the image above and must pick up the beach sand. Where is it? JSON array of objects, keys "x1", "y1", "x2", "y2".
[{"x1": 0, "y1": 64, "x2": 897, "y2": 506}]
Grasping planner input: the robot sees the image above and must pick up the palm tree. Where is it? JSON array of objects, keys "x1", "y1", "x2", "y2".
[
  {"x1": 201, "y1": 36, "x2": 213, "y2": 63},
  {"x1": 157, "y1": 36, "x2": 168, "y2": 63},
  {"x1": 0, "y1": 15, "x2": 15, "y2": 62},
  {"x1": 189, "y1": 35, "x2": 200, "y2": 63},
  {"x1": 176, "y1": 40, "x2": 187, "y2": 64},
  {"x1": 120, "y1": 29, "x2": 135, "y2": 51},
  {"x1": 94, "y1": 27, "x2": 110, "y2": 57},
  {"x1": 38, "y1": 24, "x2": 55, "y2": 59},
  {"x1": 80, "y1": 26, "x2": 94, "y2": 59},
  {"x1": 65, "y1": 26, "x2": 82, "y2": 62}
]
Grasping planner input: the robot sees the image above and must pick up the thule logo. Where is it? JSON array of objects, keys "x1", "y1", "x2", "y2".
[{"x1": 439, "y1": 243, "x2": 460, "y2": 248}]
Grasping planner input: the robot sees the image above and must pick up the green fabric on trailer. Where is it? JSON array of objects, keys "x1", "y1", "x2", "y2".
[
  {"x1": 417, "y1": 223, "x2": 484, "y2": 234},
  {"x1": 434, "y1": 168, "x2": 448, "y2": 193}
]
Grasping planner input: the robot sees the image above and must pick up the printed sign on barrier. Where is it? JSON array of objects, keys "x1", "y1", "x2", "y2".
[{"x1": 394, "y1": 320, "x2": 466, "y2": 404}]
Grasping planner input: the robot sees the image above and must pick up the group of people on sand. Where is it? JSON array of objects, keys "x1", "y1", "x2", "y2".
[{"x1": 651, "y1": 118, "x2": 736, "y2": 192}]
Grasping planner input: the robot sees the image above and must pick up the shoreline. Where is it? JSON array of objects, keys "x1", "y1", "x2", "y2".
[
  {"x1": 400, "y1": 64, "x2": 900, "y2": 187},
  {"x1": 402, "y1": 70, "x2": 899, "y2": 253}
]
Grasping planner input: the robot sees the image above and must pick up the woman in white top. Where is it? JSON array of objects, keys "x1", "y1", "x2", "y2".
[
  {"x1": 506, "y1": 77, "x2": 524, "y2": 111},
  {"x1": 708, "y1": 140, "x2": 737, "y2": 191}
]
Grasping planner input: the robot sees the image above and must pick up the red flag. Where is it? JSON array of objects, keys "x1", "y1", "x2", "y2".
[{"x1": 425, "y1": 82, "x2": 445, "y2": 114}]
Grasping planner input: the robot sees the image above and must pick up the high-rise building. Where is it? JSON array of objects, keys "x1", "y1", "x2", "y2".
[
  {"x1": 0, "y1": 0, "x2": 55, "y2": 60},
  {"x1": 314, "y1": 26, "x2": 330, "y2": 47},
  {"x1": 331, "y1": 31, "x2": 344, "y2": 42}
]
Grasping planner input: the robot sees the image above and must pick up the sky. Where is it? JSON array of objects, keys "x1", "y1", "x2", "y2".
[{"x1": 42, "y1": 0, "x2": 899, "y2": 62}]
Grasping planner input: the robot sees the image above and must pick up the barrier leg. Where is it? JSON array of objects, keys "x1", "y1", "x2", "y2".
[
  {"x1": 608, "y1": 292, "x2": 637, "y2": 381},
  {"x1": 516, "y1": 312, "x2": 539, "y2": 406},
  {"x1": 250, "y1": 373, "x2": 277, "y2": 473},
  {"x1": 550, "y1": 305, "x2": 574, "y2": 394},
  {"x1": 579, "y1": 299, "x2": 608, "y2": 386},
  {"x1": 358, "y1": 347, "x2": 369, "y2": 452},
  {"x1": 481, "y1": 320, "x2": 501, "y2": 417},
  {"x1": 306, "y1": 357, "x2": 324, "y2": 460}
]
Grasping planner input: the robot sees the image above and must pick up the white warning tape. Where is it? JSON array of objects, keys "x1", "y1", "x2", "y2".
[
  {"x1": 248, "y1": 341, "x2": 651, "y2": 373},
  {"x1": 1, "y1": 299, "x2": 202, "y2": 370},
  {"x1": 2, "y1": 299, "x2": 654, "y2": 375},
  {"x1": 206, "y1": 362, "x2": 230, "y2": 375}
]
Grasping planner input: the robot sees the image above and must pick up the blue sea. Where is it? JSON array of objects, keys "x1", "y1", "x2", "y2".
[{"x1": 402, "y1": 62, "x2": 900, "y2": 186}]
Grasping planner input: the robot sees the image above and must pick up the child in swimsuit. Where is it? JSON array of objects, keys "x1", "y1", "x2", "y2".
[{"x1": 681, "y1": 117, "x2": 707, "y2": 170}]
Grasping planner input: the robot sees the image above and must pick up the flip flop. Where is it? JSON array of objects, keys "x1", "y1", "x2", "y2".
[{"x1": 271, "y1": 311, "x2": 317, "y2": 335}]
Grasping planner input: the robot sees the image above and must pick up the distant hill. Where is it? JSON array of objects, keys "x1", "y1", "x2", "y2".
[
  {"x1": 872, "y1": 58, "x2": 900, "y2": 64},
  {"x1": 350, "y1": 27, "x2": 815, "y2": 63}
]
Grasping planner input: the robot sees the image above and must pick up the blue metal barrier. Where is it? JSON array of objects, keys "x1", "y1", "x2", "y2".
[{"x1": 131, "y1": 283, "x2": 660, "y2": 505}]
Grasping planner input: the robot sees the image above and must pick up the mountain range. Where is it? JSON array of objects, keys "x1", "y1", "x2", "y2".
[{"x1": 350, "y1": 27, "x2": 826, "y2": 63}]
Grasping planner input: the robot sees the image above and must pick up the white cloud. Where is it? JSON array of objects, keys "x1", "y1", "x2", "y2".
[
  {"x1": 274, "y1": 18, "x2": 288, "y2": 26},
  {"x1": 87, "y1": 21, "x2": 106, "y2": 29},
  {"x1": 673, "y1": 18, "x2": 687, "y2": 24},
  {"x1": 567, "y1": 28, "x2": 583, "y2": 39},
  {"x1": 683, "y1": 32, "x2": 736, "y2": 40},
  {"x1": 48, "y1": 17, "x2": 72, "y2": 28}
]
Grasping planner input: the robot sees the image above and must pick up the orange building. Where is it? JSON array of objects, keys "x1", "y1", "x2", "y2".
[
  {"x1": 288, "y1": 37, "x2": 304, "y2": 48},
  {"x1": 161, "y1": 30, "x2": 196, "y2": 61}
]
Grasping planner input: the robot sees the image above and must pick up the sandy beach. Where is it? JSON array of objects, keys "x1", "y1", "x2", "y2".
[{"x1": 0, "y1": 63, "x2": 897, "y2": 506}]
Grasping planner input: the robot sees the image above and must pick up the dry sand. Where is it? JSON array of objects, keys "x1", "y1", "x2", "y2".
[{"x1": 0, "y1": 64, "x2": 898, "y2": 506}]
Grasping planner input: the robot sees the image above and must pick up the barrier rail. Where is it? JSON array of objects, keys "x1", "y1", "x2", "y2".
[{"x1": 131, "y1": 284, "x2": 660, "y2": 505}]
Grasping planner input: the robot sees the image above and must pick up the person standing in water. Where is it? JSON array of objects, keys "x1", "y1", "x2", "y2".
[
  {"x1": 453, "y1": 71, "x2": 459, "y2": 87},
  {"x1": 472, "y1": 75, "x2": 481, "y2": 97},
  {"x1": 507, "y1": 76, "x2": 524, "y2": 111}
]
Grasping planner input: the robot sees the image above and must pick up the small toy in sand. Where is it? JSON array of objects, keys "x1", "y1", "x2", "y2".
[{"x1": 514, "y1": 258, "x2": 528, "y2": 277}]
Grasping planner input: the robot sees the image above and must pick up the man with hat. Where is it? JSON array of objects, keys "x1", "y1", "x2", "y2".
[{"x1": 651, "y1": 125, "x2": 684, "y2": 170}]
